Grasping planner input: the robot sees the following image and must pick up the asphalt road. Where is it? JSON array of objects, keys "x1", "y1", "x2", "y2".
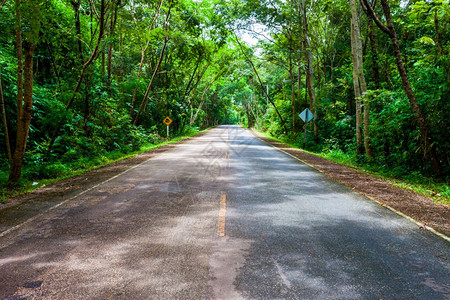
[{"x1": 0, "y1": 125, "x2": 448, "y2": 299}]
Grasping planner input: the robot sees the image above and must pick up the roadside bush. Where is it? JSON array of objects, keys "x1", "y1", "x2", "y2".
[{"x1": 26, "y1": 163, "x2": 67, "y2": 180}]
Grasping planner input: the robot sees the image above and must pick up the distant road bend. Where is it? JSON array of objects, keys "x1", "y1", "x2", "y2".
[{"x1": 0, "y1": 125, "x2": 448, "y2": 299}]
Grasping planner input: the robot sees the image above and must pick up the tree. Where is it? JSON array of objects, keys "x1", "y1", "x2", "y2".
[
  {"x1": 361, "y1": 0, "x2": 380, "y2": 89},
  {"x1": 350, "y1": 0, "x2": 371, "y2": 157},
  {"x1": 0, "y1": 73, "x2": 12, "y2": 164},
  {"x1": 0, "y1": 0, "x2": 447, "y2": 185},
  {"x1": 133, "y1": 0, "x2": 174, "y2": 125},
  {"x1": 47, "y1": 0, "x2": 107, "y2": 152},
  {"x1": 129, "y1": 0, "x2": 164, "y2": 119},
  {"x1": 8, "y1": 0, "x2": 40, "y2": 184},
  {"x1": 361, "y1": 0, "x2": 440, "y2": 174},
  {"x1": 300, "y1": 0, "x2": 318, "y2": 140},
  {"x1": 234, "y1": 31, "x2": 288, "y2": 134}
]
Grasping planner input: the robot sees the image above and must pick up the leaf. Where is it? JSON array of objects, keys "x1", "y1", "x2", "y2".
[{"x1": 418, "y1": 36, "x2": 435, "y2": 45}]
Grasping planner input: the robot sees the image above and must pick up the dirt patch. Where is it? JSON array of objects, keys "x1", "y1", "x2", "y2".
[
  {"x1": 254, "y1": 132, "x2": 450, "y2": 237},
  {"x1": 0, "y1": 131, "x2": 209, "y2": 234}
]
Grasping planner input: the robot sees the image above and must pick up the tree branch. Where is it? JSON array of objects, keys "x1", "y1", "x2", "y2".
[
  {"x1": 233, "y1": 30, "x2": 288, "y2": 134},
  {"x1": 360, "y1": 0, "x2": 392, "y2": 37},
  {"x1": 0, "y1": 0, "x2": 7, "y2": 12}
]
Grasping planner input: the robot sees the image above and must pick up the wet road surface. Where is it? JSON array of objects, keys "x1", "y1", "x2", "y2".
[{"x1": 0, "y1": 125, "x2": 448, "y2": 299}]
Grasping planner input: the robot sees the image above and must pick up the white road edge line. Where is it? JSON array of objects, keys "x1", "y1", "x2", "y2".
[
  {"x1": 272, "y1": 258, "x2": 292, "y2": 289},
  {"x1": 250, "y1": 129, "x2": 450, "y2": 243},
  {"x1": 0, "y1": 132, "x2": 207, "y2": 239}
]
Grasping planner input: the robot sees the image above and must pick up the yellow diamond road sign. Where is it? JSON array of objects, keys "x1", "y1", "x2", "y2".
[{"x1": 163, "y1": 116, "x2": 172, "y2": 126}]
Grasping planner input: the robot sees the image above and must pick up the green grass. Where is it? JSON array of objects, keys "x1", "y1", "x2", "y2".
[
  {"x1": 0, "y1": 128, "x2": 208, "y2": 204},
  {"x1": 254, "y1": 129, "x2": 450, "y2": 205}
]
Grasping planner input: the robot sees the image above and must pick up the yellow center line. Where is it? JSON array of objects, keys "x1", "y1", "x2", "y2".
[{"x1": 217, "y1": 194, "x2": 227, "y2": 237}]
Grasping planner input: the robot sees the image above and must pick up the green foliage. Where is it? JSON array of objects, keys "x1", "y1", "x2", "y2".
[
  {"x1": 26, "y1": 163, "x2": 67, "y2": 180},
  {"x1": 243, "y1": 0, "x2": 449, "y2": 182},
  {"x1": 0, "y1": 0, "x2": 448, "y2": 190},
  {"x1": 0, "y1": 0, "x2": 237, "y2": 186}
]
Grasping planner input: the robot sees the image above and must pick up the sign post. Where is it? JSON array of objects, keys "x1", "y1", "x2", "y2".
[
  {"x1": 299, "y1": 108, "x2": 314, "y2": 149},
  {"x1": 163, "y1": 116, "x2": 172, "y2": 138}
]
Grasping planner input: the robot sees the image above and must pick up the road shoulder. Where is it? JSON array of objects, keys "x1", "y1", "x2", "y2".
[{"x1": 251, "y1": 130, "x2": 449, "y2": 239}]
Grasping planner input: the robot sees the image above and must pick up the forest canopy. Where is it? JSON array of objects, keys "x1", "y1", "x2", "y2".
[{"x1": 0, "y1": 0, "x2": 448, "y2": 186}]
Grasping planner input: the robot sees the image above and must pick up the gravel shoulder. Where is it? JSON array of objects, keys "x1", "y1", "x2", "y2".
[{"x1": 252, "y1": 131, "x2": 450, "y2": 238}]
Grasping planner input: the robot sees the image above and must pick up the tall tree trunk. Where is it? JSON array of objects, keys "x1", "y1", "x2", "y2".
[
  {"x1": 253, "y1": 77, "x2": 260, "y2": 127},
  {"x1": 434, "y1": 9, "x2": 443, "y2": 57},
  {"x1": 301, "y1": 0, "x2": 318, "y2": 139},
  {"x1": 107, "y1": 1, "x2": 118, "y2": 96},
  {"x1": 107, "y1": 20, "x2": 113, "y2": 95},
  {"x1": 361, "y1": 0, "x2": 380, "y2": 89},
  {"x1": 350, "y1": 0, "x2": 370, "y2": 157},
  {"x1": 289, "y1": 56, "x2": 296, "y2": 138},
  {"x1": 298, "y1": 65, "x2": 302, "y2": 105},
  {"x1": 15, "y1": 0, "x2": 23, "y2": 123},
  {"x1": 246, "y1": 103, "x2": 254, "y2": 128},
  {"x1": 367, "y1": 18, "x2": 380, "y2": 89},
  {"x1": 0, "y1": 74, "x2": 12, "y2": 164},
  {"x1": 296, "y1": 0, "x2": 303, "y2": 106},
  {"x1": 83, "y1": 74, "x2": 93, "y2": 136},
  {"x1": 9, "y1": 41, "x2": 36, "y2": 184},
  {"x1": 362, "y1": 0, "x2": 440, "y2": 174},
  {"x1": 72, "y1": 0, "x2": 83, "y2": 61}
]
